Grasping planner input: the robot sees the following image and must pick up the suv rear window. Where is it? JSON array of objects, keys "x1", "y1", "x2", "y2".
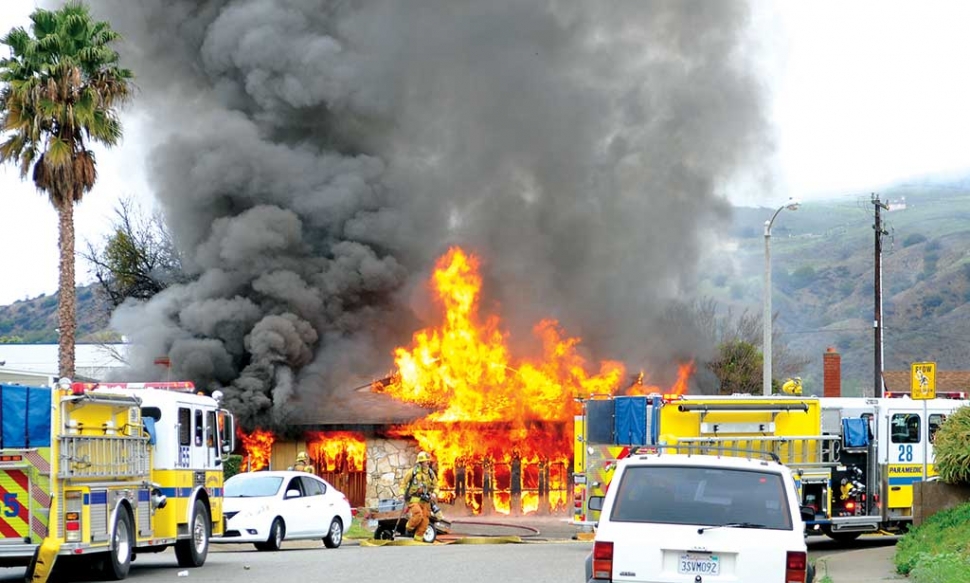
[{"x1": 610, "y1": 465, "x2": 793, "y2": 531}]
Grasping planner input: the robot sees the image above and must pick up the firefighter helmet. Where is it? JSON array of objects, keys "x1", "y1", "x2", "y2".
[
  {"x1": 296, "y1": 451, "x2": 309, "y2": 463},
  {"x1": 416, "y1": 451, "x2": 431, "y2": 463}
]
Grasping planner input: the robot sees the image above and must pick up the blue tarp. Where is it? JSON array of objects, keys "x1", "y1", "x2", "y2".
[
  {"x1": 613, "y1": 396, "x2": 648, "y2": 446},
  {"x1": 0, "y1": 384, "x2": 52, "y2": 448},
  {"x1": 586, "y1": 399, "x2": 615, "y2": 444},
  {"x1": 842, "y1": 418, "x2": 869, "y2": 448},
  {"x1": 143, "y1": 416, "x2": 157, "y2": 445}
]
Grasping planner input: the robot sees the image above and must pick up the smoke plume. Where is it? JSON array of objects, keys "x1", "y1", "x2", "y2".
[{"x1": 85, "y1": 0, "x2": 772, "y2": 429}]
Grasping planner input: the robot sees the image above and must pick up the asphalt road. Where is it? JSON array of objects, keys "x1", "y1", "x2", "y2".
[
  {"x1": 0, "y1": 531, "x2": 897, "y2": 583},
  {"x1": 0, "y1": 541, "x2": 592, "y2": 583}
]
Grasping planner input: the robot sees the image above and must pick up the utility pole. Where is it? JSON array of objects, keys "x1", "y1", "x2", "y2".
[{"x1": 872, "y1": 194, "x2": 889, "y2": 398}]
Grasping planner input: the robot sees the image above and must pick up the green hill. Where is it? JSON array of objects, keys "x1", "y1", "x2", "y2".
[{"x1": 0, "y1": 284, "x2": 114, "y2": 343}]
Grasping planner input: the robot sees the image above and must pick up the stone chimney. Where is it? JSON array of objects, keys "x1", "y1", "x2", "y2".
[{"x1": 823, "y1": 347, "x2": 841, "y2": 398}]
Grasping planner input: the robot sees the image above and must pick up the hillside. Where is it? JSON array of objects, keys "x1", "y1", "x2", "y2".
[
  {"x1": 0, "y1": 284, "x2": 114, "y2": 343},
  {"x1": 708, "y1": 185, "x2": 970, "y2": 395}
]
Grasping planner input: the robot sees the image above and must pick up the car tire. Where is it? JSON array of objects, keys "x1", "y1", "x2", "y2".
[
  {"x1": 323, "y1": 518, "x2": 343, "y2": 548},
  {"x1": 255, "y1": 518, "x2": 285, "y2": 551},
  {"x1": 175, "y1": 500, "x2": 210, "y2": 568},
  {"x1": 374, "y1": 526, "x2": 395, "y2": 540},
  {"x1": 807, "y1": 562, "x2": 816, "y2": 583},
  {"x1": 100, "y1": 509, "x2": 133, "y2": 580},
  {"x1": 420, "y1": 524, "x2": 436, "y2": 543}
]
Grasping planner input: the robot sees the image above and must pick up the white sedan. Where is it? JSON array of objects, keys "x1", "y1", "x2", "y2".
[{"x1": 213, "y1": 470, "x2": 353, "y2": 551}]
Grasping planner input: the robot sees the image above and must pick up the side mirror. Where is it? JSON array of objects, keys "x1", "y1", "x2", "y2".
[
  {"x1": 218, "y1": 410, "x2": 236, "y2": 460},
  {"x1": 285, "y1": 489, "x2": 301, "y2": 499},
  {"x1": 588, "y1": 496, "x2": 604, "y2": 511},
  {"x1": 800, "y1": 506, "x2": 815, "y2": 522}
]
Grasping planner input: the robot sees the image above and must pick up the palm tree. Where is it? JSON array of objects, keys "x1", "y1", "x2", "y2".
[{"x1": 0, "y1": 2, "x2": 133, "y2": 379}]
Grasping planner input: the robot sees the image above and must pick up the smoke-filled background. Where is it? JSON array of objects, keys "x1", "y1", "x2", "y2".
[{"x1": 79, "y1": 0, "x2": 773, "y2": 430}]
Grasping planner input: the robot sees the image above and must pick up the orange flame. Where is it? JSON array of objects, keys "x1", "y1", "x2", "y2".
[
  {"x1": 381, "y1": 247, "x2": 625, "y2": 421},
  {"x1": 307, "y1": 431, "x2": 366, "y2": 472},
  {"x1": 238, "y1": 428, "x2": 275, "y2": 471},
  {"x1": 377, "y1": 247, "x2": 628, "y2": 514},
  {"x1": 626, "y1": 361, "x2": 694, "y2": 396}
]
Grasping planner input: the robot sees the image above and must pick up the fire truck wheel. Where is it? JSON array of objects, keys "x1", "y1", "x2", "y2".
[
  {"x1": 323, "y1": 518, "x2": 343, "y2": 548},
  {"x1": 175, "y1": 500, "x2": 211, "y2": 567},
  {"x1": 255, "y1": 518, "x2": 285, "y2": 551},
  {"x1": 101, "y1": 509, "x2": 133, "y2": 580}
]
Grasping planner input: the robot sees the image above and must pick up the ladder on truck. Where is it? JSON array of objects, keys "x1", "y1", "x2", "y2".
[{"x1": 663, "y1": 435, "x2": 842, "y2": 467}]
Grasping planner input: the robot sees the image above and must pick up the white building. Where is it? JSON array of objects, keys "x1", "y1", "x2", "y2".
[{"x1": 0, "y1": 343, "x2": 127, "y2": 386}]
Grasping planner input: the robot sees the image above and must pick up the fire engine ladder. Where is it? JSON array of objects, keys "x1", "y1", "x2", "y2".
[
  {"x1": 667, "y1": 435, "x2": 841, "y2": 468},
  {"x1": 57, "y1": 393, "x2": 151, "y2": 479}
]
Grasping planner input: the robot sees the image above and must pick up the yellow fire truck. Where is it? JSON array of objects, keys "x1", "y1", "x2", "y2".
[
  {"x1": 571, "y1": 392, "x2": 970, "y2": 540},
  {"x1": 571, "y1": 394, "x2": 835, "y2": 526},
  {"x1": 0, "y1": 380, "x2": 235, "y2": 581}
]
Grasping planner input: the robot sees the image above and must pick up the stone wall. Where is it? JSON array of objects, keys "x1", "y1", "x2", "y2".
[
  {"x1": 913, "y1": 480, "x2": 970, "y2": 526},
  {"x1": 365, "y1": 438, "x2": 420, "y2": 509}
]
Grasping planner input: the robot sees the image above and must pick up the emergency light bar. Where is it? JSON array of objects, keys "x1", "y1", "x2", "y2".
[{"x1": 70, "y1": 381, "x2": 197, "y2": 395}]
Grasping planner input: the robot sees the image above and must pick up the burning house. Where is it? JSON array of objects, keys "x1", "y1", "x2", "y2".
[{"x1": 237, "y1": 248, "x2": 691, "y2": 514}]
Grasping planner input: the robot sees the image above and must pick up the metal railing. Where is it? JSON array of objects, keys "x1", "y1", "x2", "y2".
[
  {"x1": 663, "y1": 435, "x2": 841, "y2": 467},
  {"x1": 57, "y1": 435, "x2": 151, "y2": 479}
]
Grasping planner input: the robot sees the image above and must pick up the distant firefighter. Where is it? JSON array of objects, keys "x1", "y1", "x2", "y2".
[{"x1": 781, "y1": 377, "x2": 803, "y2": 396}]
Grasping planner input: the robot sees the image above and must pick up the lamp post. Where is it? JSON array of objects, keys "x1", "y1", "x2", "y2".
[{"x1": 764, "y1": 198, "x2": 800, "y2": 396}]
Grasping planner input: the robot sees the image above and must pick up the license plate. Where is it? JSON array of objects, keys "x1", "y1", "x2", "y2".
[{"x1": 677, "y1": 554, "x2": 720, "y2": 575}]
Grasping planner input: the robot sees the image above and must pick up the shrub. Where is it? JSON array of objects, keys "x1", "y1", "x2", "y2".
[
  {"x1": 894, "y1": 502, "x2": 970, "y2": 575},
  {"x1": 934, "y1": 406, "x2": 970, "y2": 485},
  {"x1": 223, "y1": 454, "x2": 244, "y2": 480}
]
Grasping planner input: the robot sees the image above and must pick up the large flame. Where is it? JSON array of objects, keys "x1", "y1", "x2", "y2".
[
  {"x1": 238, "y1": 428, "x2": 275, "y2": 471},
  {"x1": 377, "y1": 247, "x2": 631, "y2": 514},
  {"x1": 383, "y1": 247, "x2": 626, "y2": 421}
]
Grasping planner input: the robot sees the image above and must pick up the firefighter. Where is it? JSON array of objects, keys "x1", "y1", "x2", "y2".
[
  {"x1": 289, "y1": 451, "x2": 314, "y2": 473},
  {"x1": 400, "y1": 451, "x2": 438, "y2": 538}
]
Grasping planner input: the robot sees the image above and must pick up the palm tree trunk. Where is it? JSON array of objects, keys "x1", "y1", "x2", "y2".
[{"x1": 57, "y1": 199, "x2": 77, "y2": 379}]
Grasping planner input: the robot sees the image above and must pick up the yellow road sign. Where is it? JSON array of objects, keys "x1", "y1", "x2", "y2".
[{"x1": 911, "y1": 362, "x2": 936, "y2": 400}]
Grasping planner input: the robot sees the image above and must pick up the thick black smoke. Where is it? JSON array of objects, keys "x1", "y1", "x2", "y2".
[{"x1": 85, "y1": 0, "x2": 772, "y2": 429}]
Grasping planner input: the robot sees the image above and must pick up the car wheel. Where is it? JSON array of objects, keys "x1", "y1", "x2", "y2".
[
  {"x1": 807, "y1": 562, "x2": 816, "y2": 583},
  {"x1": 255, "y1": 518, "x2": 285, "y2": 551},
  {"x1": 100, "y1": 509, "x2": 133, "y2": 580},
  {"x1": 323, "y1": 518, "x2": 343, "y2": 548},
  {"x1": 374, "y1": 527, "x2": 395, "y2": 540},
  {"x1": 175, "y1": 500, "x2": 210, "y2": 568},
  {"x1": 420, "y1": 524, "x2": 436, "y2": 543}
]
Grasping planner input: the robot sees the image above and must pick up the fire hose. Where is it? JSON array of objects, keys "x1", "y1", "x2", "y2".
[{"x1": 360, "y1": 519, "x2": 542, "y2": 546}]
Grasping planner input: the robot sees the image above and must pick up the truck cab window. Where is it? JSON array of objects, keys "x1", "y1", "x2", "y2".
[
  {"x1": 891, "y1": 413, "x2": 920, "y2": 444},
  {"x1": 929, "y1": 414, "x2": 946, "y2": 443},
  {"x1": 194, "y1": 409, "x2": 204, "y2": 446},
  {"x1": 178, "y1": 408, "x2": 191, "y2": 446}
]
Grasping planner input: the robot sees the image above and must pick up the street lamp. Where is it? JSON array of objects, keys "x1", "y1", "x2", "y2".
[{"x1": 764, "y1": 198, "x2": 800, "y2": 396}]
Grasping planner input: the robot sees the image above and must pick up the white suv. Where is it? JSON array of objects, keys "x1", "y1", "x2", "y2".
[{"x1": 584, "y1": 451, "x2": 814, "y2": 583}]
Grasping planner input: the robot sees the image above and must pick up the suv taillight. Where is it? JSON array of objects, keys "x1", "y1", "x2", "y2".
[
  {"x1": 592, "y1": 541, "x2": 614, "y2": 581},
  {"x1": 786, "y1": 551, "x2": 807, "y2": 582}
]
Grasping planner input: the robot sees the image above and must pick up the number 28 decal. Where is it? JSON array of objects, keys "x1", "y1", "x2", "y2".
[
  {"x1": 3, "y1": 493, "x2": 19, "y2": 517},
  {"x1": 897, "y1": 444, "x2": 914, "y2": 462}
]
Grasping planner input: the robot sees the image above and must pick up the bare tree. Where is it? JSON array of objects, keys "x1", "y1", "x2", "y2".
[{"x1": 82, "y1": 197, "x2": 186, "y2": 308}]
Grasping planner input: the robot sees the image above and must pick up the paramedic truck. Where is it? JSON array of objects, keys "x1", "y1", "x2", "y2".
[{"x1": 0, "y1": 379, "x2": 234, "y2": 582}]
